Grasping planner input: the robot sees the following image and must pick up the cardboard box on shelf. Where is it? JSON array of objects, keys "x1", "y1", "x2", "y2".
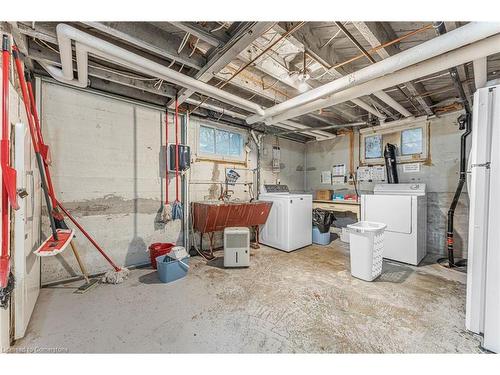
[{"x1": 315, "y1": 189, "x2": 334, "y2": 201}]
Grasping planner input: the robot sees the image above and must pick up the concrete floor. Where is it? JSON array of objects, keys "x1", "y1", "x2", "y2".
[{"x1": 13, "y1": 238, "x2": 483, "y2": 353}]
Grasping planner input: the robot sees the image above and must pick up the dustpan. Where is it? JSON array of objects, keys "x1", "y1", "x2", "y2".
[{"x1": 34, "y1": 229, "x2": 74, "y2": 257}]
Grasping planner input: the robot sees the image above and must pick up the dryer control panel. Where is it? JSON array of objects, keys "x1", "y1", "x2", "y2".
[{"x1": 262, "y1": 184, "x2": 289, "y2": 194}]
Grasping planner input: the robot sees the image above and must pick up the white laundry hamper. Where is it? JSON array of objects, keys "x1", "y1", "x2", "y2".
[{"x1": 347, "y1": 221, "x2": 387, "y2": 281}]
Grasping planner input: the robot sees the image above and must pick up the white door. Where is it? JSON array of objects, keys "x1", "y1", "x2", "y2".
[{"x1": 13, "y1": 122, "x2": 41, "y2": 339}]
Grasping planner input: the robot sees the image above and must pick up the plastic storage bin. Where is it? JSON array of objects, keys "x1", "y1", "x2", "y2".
[
  {"x1": 156, "y1": 254, "x2": 190, "y2": 283},
  {"x1": 312, "y1": 226, "x2": 331, "y2": 245},
  {"x1": 347, "y1": 221, "x2": 386, "y2": 281}
]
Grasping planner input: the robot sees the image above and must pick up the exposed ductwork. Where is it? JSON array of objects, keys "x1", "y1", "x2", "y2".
[
  {"x1": 184, "y1": 98, "x2": 336, "y2": 140},
  {"x1": 38, "y1": 24, "x2": 266, "y2": 116},
  {"x1": 264, "y1": 32, "x2": 500, "y2": 125},
  {"x1": 246, "y1": 22, "x2": 500, "y2": 125}
]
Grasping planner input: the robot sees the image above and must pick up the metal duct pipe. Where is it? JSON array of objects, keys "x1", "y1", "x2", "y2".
[
  {"x1": 265, "y1": 32, "x2": 500, "y2": 125},
  {"x1": 473, "y1": 57, "x2": 488, "y2": 89},
  {"x1": 246, "y1": 22, "x2": 500, "y2": 124},
  {"x1": 38, "y1": 24, "x2": 265, "y2": 116},
  {"x1": 184, "y1": 99, "x2": 335, "y2": 140}
]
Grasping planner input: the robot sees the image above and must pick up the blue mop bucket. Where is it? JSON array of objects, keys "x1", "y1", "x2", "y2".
[{"x1": 156, "y1": 254, "x2": 190, "y2": 283}]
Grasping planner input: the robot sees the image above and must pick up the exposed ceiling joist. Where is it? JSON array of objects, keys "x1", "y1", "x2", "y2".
[
  {"x1": 276, "y1": 22, "x2": 387, "y2": 121},
  {"x1": 441, "y1": 21, "x2": 473, "y2": 107},
  {"x1": 166, "y1": 22, "x2": 227, "y2": 47},
  {"x1": 172, "y1": 22, "x2": 275, "y2": 107},
  {"x1": 352, "y1": 21, "x2": 434, "y2": 116},
  {"x1": 81, "y1": 22, "x2": 205, "y2": 70}
]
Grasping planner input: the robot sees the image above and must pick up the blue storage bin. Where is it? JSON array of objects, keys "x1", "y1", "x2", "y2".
[
  {"x1": 312, "y1": 226, "x2": 332, "y2": 245},
  {"x1": 156, "y1": 254, "x2": 189, "y2": 283}
]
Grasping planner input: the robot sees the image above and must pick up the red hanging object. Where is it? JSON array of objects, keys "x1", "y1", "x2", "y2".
[
  {"x1": 174, "y1": 95, "x2": 180, "y2": 202},
  {"x1": 12, "y1": 45, "x2": 74, "y2": 257},
  {"x1": 165, "y1": 108, "x2": 169, "y2": 205}
]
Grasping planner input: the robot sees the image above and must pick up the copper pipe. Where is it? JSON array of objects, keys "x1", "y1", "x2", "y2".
[
  {"x1": 335, "y1": 22, "x2": 376, "y2": 64},
  {"x1": 349, "y1": 129, "x2": 355, "y2": 175},
  {"x1": 189, "y1": 22, "x2": 305, "y2": 115},
  {"x1": 321, "y1": 24, "x2": 434, "y2": 75}
]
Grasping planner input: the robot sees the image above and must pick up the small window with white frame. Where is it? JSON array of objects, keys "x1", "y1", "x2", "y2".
[{"x1": 197, "y1": 123, "x2": 245, "y2": 162}]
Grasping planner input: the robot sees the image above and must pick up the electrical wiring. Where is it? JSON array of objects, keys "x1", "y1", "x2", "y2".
[
  {"x1": 189, "y1": 37, "x2": 200, "y2": 57},
  {"x1": 320, "y1": 21, "x2": 349, "y2": 49},
  {"x1": 177, "y1": 32, "x2": 190, "y2": 54}
]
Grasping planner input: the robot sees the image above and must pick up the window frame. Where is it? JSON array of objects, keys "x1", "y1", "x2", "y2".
[
  {"x1": 196, "y1": 121, "x2": 247, "y2": 163},
  {"x1": 364, "y1": 134, "x2": 383, "y2": 160},
  {"x1": 359, "y1": 120, "x2": 429, "y2": 165},
  {"x1": 400, "y1": 127, "x2": 424, "y2": 156}
]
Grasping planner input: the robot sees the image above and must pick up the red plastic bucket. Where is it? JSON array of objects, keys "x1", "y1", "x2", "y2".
[{"x1": 148, "y1": 243, "x2": 175, "y2": 269}]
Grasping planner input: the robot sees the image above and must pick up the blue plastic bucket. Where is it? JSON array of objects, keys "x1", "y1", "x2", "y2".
[
  {"x1": 312, "y1": 226, "x2": 332, "y2": 245},
  {"x1": 156, "y1": 254, "x2": 190, "y2": 283}
]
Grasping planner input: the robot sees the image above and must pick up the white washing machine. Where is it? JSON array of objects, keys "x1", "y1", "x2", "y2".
[
  {"x1": 361, "y1": 183, "x2": 427, "y2": 265},
  {"x1": 259, "y1": 185, "x2": 312, "y2": 252}
]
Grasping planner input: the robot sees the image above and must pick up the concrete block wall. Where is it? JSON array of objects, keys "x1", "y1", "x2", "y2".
[
  {"x1": 305, "y1": 111, "x2": 470, "y2": 258},
  {"x1": 40, "y1": 82, "x2": 305, "y2": 283}
]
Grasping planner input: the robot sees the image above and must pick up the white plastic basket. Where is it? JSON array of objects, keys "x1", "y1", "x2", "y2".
[
  {"x1": 347, "y1": 221, "x2": 387, "y2": 281},
  {"x1": 340, "y1": 227, "x2": 350, "y2": 243}
]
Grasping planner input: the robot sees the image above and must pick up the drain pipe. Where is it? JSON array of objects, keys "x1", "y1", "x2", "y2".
[
  {"x1": 38, "y1": 24, "x2": 265, "y2": 116},
  {"x1": 246, "y1": 22, "x2": 500, "y2": 125},
  {"x1": 264, "y1": 32, "x2": 500, "y2": 125},
  {"x1": 250, "y1": 130, "x2": 262, "y2": 198},
  {"x1": 434, "y1": 22, "x2": 472, "y2": 268}
]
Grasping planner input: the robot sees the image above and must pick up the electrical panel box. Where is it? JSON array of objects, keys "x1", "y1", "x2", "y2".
[{"x1": 168, "y1": 143, "x2": 191, "y2": 171}]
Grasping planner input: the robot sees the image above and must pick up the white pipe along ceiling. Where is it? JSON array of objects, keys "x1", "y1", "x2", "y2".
[
  {"x1": 184, "y1": 98, "x2": 336, "y2": 140},
  {"x1": 266, "y1": 32, "x2": 500, "y2": 125},
  {"x1": 38, "y1": 24, "x2": 265, "y2": 116},
  {"x1": 246, "y1": 22, "x2": 500, "y2": 125}
]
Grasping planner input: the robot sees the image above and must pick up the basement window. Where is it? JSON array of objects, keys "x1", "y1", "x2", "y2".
[
  {"x1": 360, "y1": 120, "x2": 429, "y2": 165},
  {"x1": 365, "y1": 134, "x2": 383, "y2": 159},
  {"x1": 401, "y1": 128, "x2": 423, "y2": 155},
  {"x1": 198, "y1": 125, "x2": 244, "y2": 160}
]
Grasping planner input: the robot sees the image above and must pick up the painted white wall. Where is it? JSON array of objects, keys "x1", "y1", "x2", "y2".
[
  {"x1": 305, "y1": 111, "x2": 470, "y2": 257},
  {"x1": 40, "y1": 82, "x2": 306, "y2": 283}
]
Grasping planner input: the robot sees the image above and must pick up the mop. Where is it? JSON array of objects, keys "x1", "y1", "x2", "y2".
[
  {"x1": 13, "y1": 47, "x2": 128, "y2": 283},
  {"x1": 23, "y1": 73, "x2": 97, "y2": 291},
  {"x1": 13, "y1": 46, "x2": 74, "y2": 257},
  {"x1": 171, "y1": 95, "x2": 183, "y2": 221},
  {"x1": 0, "y1": 35, "x2": 19, "y2": 308},
  {"x1": 161, "y1": 107, "x2": 172, "y2": 222}
]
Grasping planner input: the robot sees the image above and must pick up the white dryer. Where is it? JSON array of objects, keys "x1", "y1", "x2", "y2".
[
  {"x1": 259, "y1": 185, "x2": 312, "y2": 252},
  {"x1": 361, "y1": 183, "x2": 427, "y2": 265}
]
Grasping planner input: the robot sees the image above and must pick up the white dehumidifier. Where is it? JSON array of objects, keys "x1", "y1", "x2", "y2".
[{"x1": 224, "y1": 227, "x2": 250, "y2": 268}]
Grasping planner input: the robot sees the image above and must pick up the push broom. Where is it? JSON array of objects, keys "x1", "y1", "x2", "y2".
[
  {"x1": 25, "y1": 72, "x2": 97, "y2": 292},
  {"x1": 171, "y1": 94, "x2": 183, "y2": 221},
  {"x1": 12, "y1": 46, "x2": 74, "y2": 258},
  {"x1": 161, "y1": 107, "x2": 172, "y2": 222},
  {"x1": 0, "y1": 35, "x2": 19, "y2": 308},
  {"x1": 12, "y1": 47, "x2": 129, "y2": 284}
]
